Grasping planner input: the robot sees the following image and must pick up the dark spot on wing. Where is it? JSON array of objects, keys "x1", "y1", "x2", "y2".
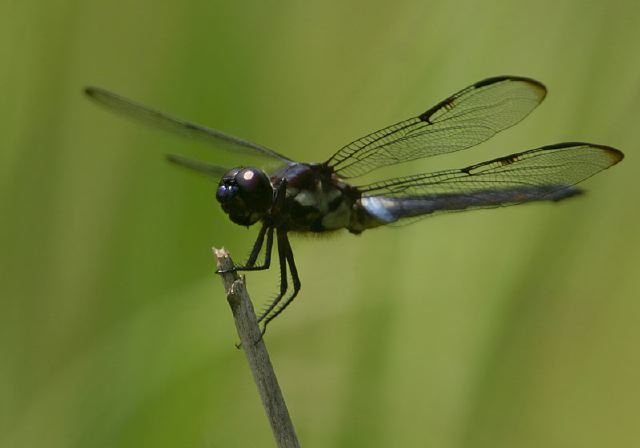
[
  {"x1": 499, "y1": 154, "x2": 520, "y2": 165},
  {"x1": 419, "y1": 96, "x2": 455, "y2": 124}
]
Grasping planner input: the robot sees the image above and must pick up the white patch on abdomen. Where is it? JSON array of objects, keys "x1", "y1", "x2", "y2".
[{"x1": 360, "y1": 197, "x2": 398, "y2": 223}]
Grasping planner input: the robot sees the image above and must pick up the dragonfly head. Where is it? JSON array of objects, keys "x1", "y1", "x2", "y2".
[{"x1": 216, "y1": 167, "x2": 273, "y2": 226}]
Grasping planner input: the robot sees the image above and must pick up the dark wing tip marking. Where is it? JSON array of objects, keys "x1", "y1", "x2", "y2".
[
  {"x1": 473, "y1": 75, "x2": 546, "y2": 93},
  {"x1": 329, "y1": 76, "x2": 551, "y2": 178},
  {"x1": 357, "y1": 141, "x2": 622, "y2": 226},
  {"x1": 419, "y1": 75, "x2": 547, "y2": 124},
  {"x1": 460, "y1": 142, "x2": 623, "y2": 177},
  {"x1": 84, "y1": 86, "x2": 116, "y2": 101},
  {"x1": 539, "y1": 142, "x2": 624, "y2": 164}
]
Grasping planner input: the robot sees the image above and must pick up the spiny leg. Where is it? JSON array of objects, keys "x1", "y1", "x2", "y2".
[
  {"x1": 240, "y1": 225, "x2": 274, "y2": 271},
  {"x1": 245, "y1": 223, "x2": 268, "y2": 267},
  {"x1": 256, "y1": 229, "x2": 289, "y2": 325},
  {"x1": 221, "y1": 178, "x2": 286, "y2": 274},
  {"x1": 261, "y1": 232, "x2": 301, "y2": 331},
  {"x1": 217, "y1": 224, "x2": 274, "y2": 273}
]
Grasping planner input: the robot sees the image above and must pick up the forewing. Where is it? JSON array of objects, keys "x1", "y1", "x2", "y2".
[
  {"x1": 84, "y1": 87, "x2": 293, "y2": 164},
  {"x1": 358, "y1": 143, "x2": 623, "y2": 224},
  {"x1": 326, "y1": 76, "x2": 547, "y2": 178},
  {"x1": 166, "y1": 154, "x2": 228, "y2": 178}
]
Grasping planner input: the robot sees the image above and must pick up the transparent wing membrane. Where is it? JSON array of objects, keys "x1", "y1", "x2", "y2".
[
  {"x1": 166, "y1": 154, "x2": 229, "y2": 178},
  {"x1": 358, "y1": 142, "x2": 623, "y2": 223},
  {"x1": 84, "y1": 87, "x2": 293, "y2": 163},
  {"x1": 326, "y1": 76, "x2": 546, "y2": 177}
]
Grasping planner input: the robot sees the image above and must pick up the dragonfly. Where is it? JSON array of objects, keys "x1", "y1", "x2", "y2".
[{"x1": 85, "y1": 76, "x2": 623, "y2": 331}]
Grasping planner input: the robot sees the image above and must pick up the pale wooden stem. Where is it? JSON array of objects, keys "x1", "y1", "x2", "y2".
[{"x1": 213, "y1": 248, "x2": 300, "y2": 448}]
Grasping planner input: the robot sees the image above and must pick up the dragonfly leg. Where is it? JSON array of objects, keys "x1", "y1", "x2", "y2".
[
  {"x1": 256, "y1": 229, "x2": 290, "y2": 327},
  {"x1": 217, "y1": 224, "x2": 274, "y2": 273},
  {"x1": 218, "y1": 178, "x2": 286, "y2": 274},
  {"x1": 260, "y1": 232, "x2": 301, "y2": 333}
]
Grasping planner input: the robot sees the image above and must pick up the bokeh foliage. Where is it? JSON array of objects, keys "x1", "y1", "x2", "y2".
[{"x1": 2, "y1": 0, "x2": 639, "y2": 447}]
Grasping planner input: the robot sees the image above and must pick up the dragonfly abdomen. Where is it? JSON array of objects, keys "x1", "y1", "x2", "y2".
[{"x1": 354, "y1": 185, "x2": 581, "y2": 230}]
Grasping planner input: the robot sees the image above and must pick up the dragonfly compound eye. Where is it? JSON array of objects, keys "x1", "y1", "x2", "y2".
[{"x1": 216, "y1": 167, "x2": 273, "y2": 226}]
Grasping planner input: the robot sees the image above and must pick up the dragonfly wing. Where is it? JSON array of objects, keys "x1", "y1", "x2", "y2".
[
  {"x1": 356, "y1": 142, "x2": 623, "y2": 225},
  {"x1": 326, "y1": 76, "x2": 546, "y2": 178},
  {"x1": 166, "y1": 154, "x2": 229, "y2": 178},
  {"x1": 84, "y1": 87, "x2": 293, "y2": 164}
]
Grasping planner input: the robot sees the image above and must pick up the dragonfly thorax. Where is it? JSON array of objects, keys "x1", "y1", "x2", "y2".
[{"x1": 216, "y1": 167, "x2": 273, "y2": 226}]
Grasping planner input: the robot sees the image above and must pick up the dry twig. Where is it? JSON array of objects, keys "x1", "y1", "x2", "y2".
[{"x1": 214, "y1": 248, "x2": 300, "y2": 448}]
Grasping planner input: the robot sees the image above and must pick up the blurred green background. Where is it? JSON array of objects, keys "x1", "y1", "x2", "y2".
[{"x1": 2, "y1": 0, "x2": 639, "y2": 447}]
